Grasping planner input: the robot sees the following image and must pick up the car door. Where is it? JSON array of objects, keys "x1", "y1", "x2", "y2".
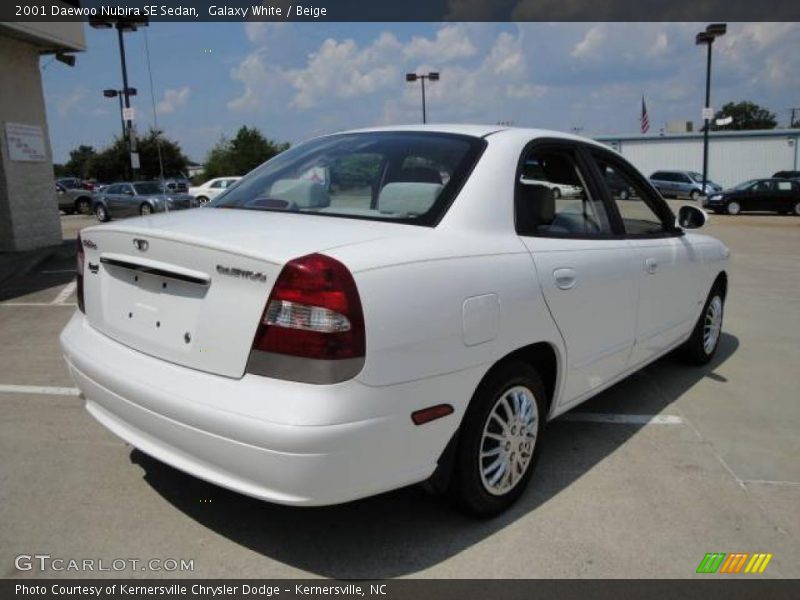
[
  {"x1": 120, "y1": 184, "x2": 139, "y2": 217},
  {"x1": 749, "y1": 180, "x2": 772, "y2": 212},
  {"x1": 515, "y1": 141, "x2": 640, "y2": 407},
  {"x1": 101, "y1": 184, "x2": 123, "y2": 217},
  {"x1": 588, "y1": 151, "x2": 703, "y2": 367}
]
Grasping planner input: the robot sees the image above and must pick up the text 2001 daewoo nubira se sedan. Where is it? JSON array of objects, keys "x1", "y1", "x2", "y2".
[{"x1": 61, "y1": 125, "x2": 729, "y2": 516}]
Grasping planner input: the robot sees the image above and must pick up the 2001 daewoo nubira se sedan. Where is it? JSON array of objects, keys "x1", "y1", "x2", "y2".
[{"x1": 61, "y1": 126, "x2": 730, "y2": 516}]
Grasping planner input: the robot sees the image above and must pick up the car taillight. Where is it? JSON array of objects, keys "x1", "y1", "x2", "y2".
[
  {"x1": 76, "y1": 234, "x2": 85, "y2": 313},
  {"x1": 251, "y1": 253, "x2": 365, "y2": 361}
]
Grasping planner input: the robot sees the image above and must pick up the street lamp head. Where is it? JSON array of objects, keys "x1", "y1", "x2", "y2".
[
  {"x1": 406, "y1": 73, "x2": 418, "y2": 82},
  {"x1": 125, "y1": 87, "x2": 138, "y2": 96},
  {"x1": 428, "y1": 72, "x2": 440, "y2": 81},
  {"x1": 103, "y1": 89, "x2": 119, "y2": 98},
  {"x1": 706, "y1": 23, "x2": 727, "y2": 37},
  {"x1": 695, "y1": 32, "x2": 713, "y2": 45}
]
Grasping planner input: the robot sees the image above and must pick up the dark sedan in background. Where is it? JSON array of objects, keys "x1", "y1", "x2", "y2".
[
  {"x1": 703, "y1": 178, "x2": 800, "y2": 215},
  {"x1": 93, "y1": 182, "x2": 199, "y2": 222}
]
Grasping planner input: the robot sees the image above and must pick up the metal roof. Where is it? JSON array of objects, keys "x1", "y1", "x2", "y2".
[{"x1": 596, "y1": 128, "x2": 800, "y2": 143}]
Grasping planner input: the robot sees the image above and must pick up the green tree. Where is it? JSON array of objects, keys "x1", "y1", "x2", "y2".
[
  {"x1": 63, "y1": 145, "x2": 97, "y2": 179},
  {"x1": 203, "y1": 126, "x2": 289, "y2": 179},
  {"x1": 87, "y1": 129, "x2": 189, "y2": 182},
  {"x1": 713, "y1": 101, "x2": 778, "y2": 131}
]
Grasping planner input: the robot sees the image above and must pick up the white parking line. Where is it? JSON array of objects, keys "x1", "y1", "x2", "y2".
[
  {"x1": 0, "y1": 302, "x2": 77, "y2": 307},
  {"x1": 51, "y1": 280, "x2": 77, "y2": 305},
  {"x1": 0, "y1": 384, "x2": 80, "y2": 396},
  {"x1": 559, "y1": 412, "x2": 684, "y2": 425}
]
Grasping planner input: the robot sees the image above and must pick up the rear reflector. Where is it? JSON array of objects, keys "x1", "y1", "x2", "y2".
[{"x1": 412, "y1": 404, "x2": 454, "y2": 426}]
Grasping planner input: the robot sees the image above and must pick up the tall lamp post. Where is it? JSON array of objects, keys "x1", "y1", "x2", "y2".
[
  {"x1": 405, "y1": 72, "x2": 439, "y2": 124},
  {"x1": 103, "y1": 88, "x2": 137, "y2": 143},
  {"x1": 695, "y1": 23, "x2": 726, "y2": 196},
  {"x1": 90, "y1": 17, "x2": 148, "y2": 179}
]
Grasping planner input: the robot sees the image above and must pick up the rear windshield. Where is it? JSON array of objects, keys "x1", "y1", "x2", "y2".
[{"x1": 209, "y1": 132, "x2": 485, "y2": 226}]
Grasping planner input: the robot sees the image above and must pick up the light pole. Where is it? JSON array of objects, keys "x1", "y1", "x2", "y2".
[
  {"x1": 90, "y1": 17, "x2": 148, "y2": 179},
  {"x1": 406, "y1": 72, "x2": 439, "y2": 124},
  {"x1": 103, "y1": 88, "x2": 137, "y2": 143},
  {"x1": 696, "y1": 23, "x2": 726, "y2": 196}
]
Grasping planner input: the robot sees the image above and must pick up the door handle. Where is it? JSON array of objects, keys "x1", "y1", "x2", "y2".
[
  {"x1": 645, "y1": 258, "x2": 658, "y2": 274},
  {"x1": 553, "y1": 268, "x2": 577, "y2": 290}
]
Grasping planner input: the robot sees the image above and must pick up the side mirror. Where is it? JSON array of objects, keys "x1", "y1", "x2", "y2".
[{"x1": 676, "y1": 204, "x2": 708, "y2": 230}]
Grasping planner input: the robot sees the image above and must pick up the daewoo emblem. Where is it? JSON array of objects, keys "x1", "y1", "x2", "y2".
[{"x1": 132, "y1": 238, "x2": 149, "y2": 252}]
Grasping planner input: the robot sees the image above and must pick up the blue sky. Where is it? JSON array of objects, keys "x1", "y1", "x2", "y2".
[{"x1": 41, "y1": 22, "x2": 800, "y2": 164}]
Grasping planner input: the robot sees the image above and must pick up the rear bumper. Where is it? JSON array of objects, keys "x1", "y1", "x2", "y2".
[{"x1": 60, "y1": 312, "x2": 469, "y2": 505}]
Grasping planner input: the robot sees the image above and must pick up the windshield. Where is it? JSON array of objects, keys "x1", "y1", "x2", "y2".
[
  {"x1": 731, "y1": 180, "x2": 756, "y2": 190},
  {"x1": 133, "y1": 183, "x2": 167, "y2": 195},
  {"x1": 210, "y1": 132, "x2": 485, "y2": 226}
]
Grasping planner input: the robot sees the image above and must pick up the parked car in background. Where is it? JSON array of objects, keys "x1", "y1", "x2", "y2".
[
  {"x1": 57, "y1": 177, "x2": 88, "y2": 191},
  {"x1": 650, "y1": 170, "x2": 722, "y2": 200},
  {"x1": 189, "y1": 176, "x2": 241, "y2": 204},
  {"x1": 772, "y1": 170, "x2": 800, "y2": 180},
  {"x1": 92, "y1": 181, "x2": 199, "y2": 222},
  {"x1": 520, "y1": 159, "x2": 581, "y2": 198},
  {"x1": 62, "y1": 125, "x2": 729, "y2": 516},
  {"x1": 163, "y1": 177, "x2": 191, "y2": 193},
  {"x1": 55, "y1": 183, "x2": 94, "y2": 215},
  {"x1": 704, "y1": 178, "x2": 800, "y2": 215}
]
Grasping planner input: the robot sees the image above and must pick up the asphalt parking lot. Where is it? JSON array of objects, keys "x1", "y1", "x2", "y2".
[{"x1": 0, "y1": 210, "x2": 798, "y2": 579}]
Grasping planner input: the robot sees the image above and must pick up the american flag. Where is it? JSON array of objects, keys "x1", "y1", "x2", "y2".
[{"x1": 640, "y1": 96, "x2": 650, "y2": 134}]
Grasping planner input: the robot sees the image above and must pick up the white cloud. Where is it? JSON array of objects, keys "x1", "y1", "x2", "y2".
[
  {"x1": 404, "y1": 25, "x2": 476, "y2": 62},
  {"x1": 571, "y1": 26, "x2": 606, "y2": 59},
  {"x1": 156, "y1": 87, "x2": 191, "y2": 114},
  {"x1": 647, "y1": 32, "x2": 669, "y2": 57}
]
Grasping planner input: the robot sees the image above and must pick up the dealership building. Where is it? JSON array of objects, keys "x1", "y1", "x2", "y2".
[
  {"x1": 596, "y1": 129, "x2": 800, "y2": 189},
  {"x1": 0, "y1": 19, "x2": 85, "y2": 252}
]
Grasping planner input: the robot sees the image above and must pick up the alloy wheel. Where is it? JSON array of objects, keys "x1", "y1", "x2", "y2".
[
  {"x1": 703, "y1": 296, "x2": 723, "y2": 355},
  {"x1": 479, "y1": 385, "x2": 539, "y2": 496}
]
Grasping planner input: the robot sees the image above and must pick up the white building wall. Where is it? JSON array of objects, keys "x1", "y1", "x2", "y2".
[{"x1": 601, "y1": 132, "x2": 799, "y2": 189}]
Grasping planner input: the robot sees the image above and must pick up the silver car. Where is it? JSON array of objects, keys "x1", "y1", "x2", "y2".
[
  {"x1": 93, "y1": 182, "x2": 199, "y2": 222},
  {"x1": 55, "y1": 183, "x2": 94, "y2": 215},
  {"x1": 650, "y1": 170, "x2": 722, "y2": 200}
]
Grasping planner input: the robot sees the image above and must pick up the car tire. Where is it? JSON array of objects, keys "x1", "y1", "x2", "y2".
[
  {"x1": 449, "y1": 360, "x2": 546, "y2": 517},
  {"x1": 196, "y1": 196, "x2": 209, "y2": 205},
  {"x1": 619, "y1": 189, "x2": 629, "y2": 200},
  {"x1": 690, "y1": 190, "x2": 701, "y2": 201},
  {"x1": 726, "y1": 201, "x2": 741, "y2": 215},
  {"x1": 75, "y1": 198, "x2": 91, "y2": 215},
  {"x1": 140, "y1": 203, "x2": 153, "y2": 216},
  {"x1": 680, "y1": 283, "x2": 725, "y2": 365},
  {"x1": 95, "y1": 204, "x2": 109, "y2": 222},
  {"x1": 793, "y1": 201, "x2": 800, "y2": 216},
  {"x1": 551, "y1": 188, "x2": 561, "y2": 200}
]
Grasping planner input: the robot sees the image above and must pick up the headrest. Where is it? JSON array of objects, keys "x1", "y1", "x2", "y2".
[
  {"x1": 516, "y1": 185, "x2": 555, "y2": 234},
  {"x1": 393, "y1": 166, "x2": 442, "y2": 184},
  {"x1": 269, "y1": 179, "x2": 330, "y2": 208},
  {"x1": 378, "y1": 182, "x2": 442, "y2": 215}
]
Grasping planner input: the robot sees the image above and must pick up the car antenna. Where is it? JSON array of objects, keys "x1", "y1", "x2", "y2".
[{"x1": 143, "y1": 26, "x2": 168, "y2": 212}]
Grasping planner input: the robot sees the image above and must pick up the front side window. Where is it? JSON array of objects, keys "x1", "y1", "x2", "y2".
[
  {"x1": 516, "y1": 147, "x2": 613, "y2": 237},
  {"x1": 594, "y1": 156, "x2": 670, "y2": 236},
  {"x1": 211, "y1": 132, "x2": 485, "y2": 226}
]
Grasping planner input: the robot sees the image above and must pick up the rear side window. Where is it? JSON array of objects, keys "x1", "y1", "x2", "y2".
[
  {"x1": 516, "y1": 146, "x2": 613, "y2": 237},
  {"x1": 211, "y1": 132, "x2": 485, "y2": 226}
]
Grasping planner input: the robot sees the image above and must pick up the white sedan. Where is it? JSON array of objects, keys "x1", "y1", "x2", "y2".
[
  {"x1": 188, "y1": 176, "x2": 241, "y2": 204},
  {"x1": 61, "y1": 125, "x2": 729, "y2": 516}
]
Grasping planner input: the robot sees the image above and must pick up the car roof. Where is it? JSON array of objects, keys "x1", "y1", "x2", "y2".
[{"x1": 336, "y1": 123, "x2": 610, "y2": 147}]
